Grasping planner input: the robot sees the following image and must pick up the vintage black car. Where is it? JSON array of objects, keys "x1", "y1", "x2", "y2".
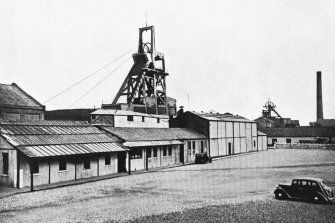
[
  {"x1": 195, "y1": 152, "x2": 212, "y2": 164},
  {"x1": 274, "y1": 177, "x2": 334, "y2": 203}
]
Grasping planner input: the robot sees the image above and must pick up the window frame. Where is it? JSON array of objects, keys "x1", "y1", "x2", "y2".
[
  {"x1": 163, "y1": 146, "x2": 167, "y2": 156},
  {"x1": 168, "y1": 146, "x2": 172, "y2": 156},
  {"x1": 131, "y1": 149, "x2": 143, "y2": 159},
  {"x1": 105, "y1": 153, "x2": 111, "y2": 166},
  {"x1": 59, "y1": 157, "x2": 67, "y2": 171},
  {"x1": 2, "y1": 153, "x2": 9, "y2": 175},
  {"x1": 153, "y1": 148, "x2": 158, "y2": 157},
  {"x1": 192, "y1": 141, "x2": 196, "y2": 154},
  {"x1": 83, "y1": 157, "x2": 91, "y2": 170},
  {"x1": 31, "y1": 160, "x2": 39, "y2": 174}
]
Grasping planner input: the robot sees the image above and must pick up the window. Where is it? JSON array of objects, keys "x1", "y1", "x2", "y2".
[
  {"x1": 286, "y1": 138, "x2": 292, "y2": 144},
  {"x1": 163, "y1": 147, "x2": 167, "y2": 156},
  {"x1": 157, "y1": 118, "x2": 160, "y2": 123},
  {"x1": 301, "y1": 180, "x2": 307, "y2": 186},
  {"x1": 59, "y1": 158, "x2": 67, "y2": 171},
  {"x1": 192, "y1": 141, "x2": 196, "y2": 154},
  {"x1": 127, "y1": 115, "x2": 134, "y2": 121},
  {"x1": 292, "y1": 180, "x2": 298, "y2": 186},
  {"x1": 153, "y1": 148, "x2": 157, "y2": 157},
  {"x1": 272, "y1": 139, "x2": 277, "y2": 145},
  {"x1": 168, "y1": 146, "x2": 172, "y2": 156},
  {"x1": 188, "y1": 141, "x2": 191, "y2": 154},
  {"x1": 254, "y1": 140, "x2": 256, "y2": 148},
  {"x1": 92, "y1": 114, "x2": 96, "y2": 119},
  {"x1": 105, "y1": 153, "x2": 111, "y2": 165},
  {"x1": 131, "y1": 149, "x2": 142, "y2": 159},
  {"x1": 31, "y1": 160, "x2": 39, "y2": 174},
  {"x1": 142, "y1": 116, "x2": 145, "y2": 122},
  {"x1": 147, "y1": 148, "x2": 152, "y2": 158},
  {"x1": 201, "y1": 141, "x2": 204, "y2": 153},
  {"x1": 2, "y1": 153, "x2": 8, "y2": 175},
  {"x1": 83, "y1": 157, "x2": 91, "y2": 169}
]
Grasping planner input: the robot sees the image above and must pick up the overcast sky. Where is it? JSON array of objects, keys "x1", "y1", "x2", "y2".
[{"x1": 1, "y1": 0, "x2": 334, "y2": 125}]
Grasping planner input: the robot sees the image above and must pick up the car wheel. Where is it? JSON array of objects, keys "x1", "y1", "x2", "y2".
[{"x1": 275, "y1": 191, "x2": 285, "y2": 200}]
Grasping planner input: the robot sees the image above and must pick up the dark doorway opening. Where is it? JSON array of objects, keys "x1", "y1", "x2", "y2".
[
  {"x1": 145, "y1": 148, "x2": 151, "y2": 170},
  {"x1": 180, "y1": 145, "x2": 184, "y2": 164},
  {"x1": 228, "y1": 143, "x2": 232, "y2": 155},
  {"x1": 117, "y1": 152, "x2": 127, "y2": 173}
]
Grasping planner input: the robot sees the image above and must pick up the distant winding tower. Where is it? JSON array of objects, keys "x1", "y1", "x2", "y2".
[{"x1": 317, "y1": 71, "x2": 323, "y2": 120}]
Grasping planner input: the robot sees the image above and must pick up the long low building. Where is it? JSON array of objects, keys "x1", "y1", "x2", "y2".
[
  {"x1": 260, "y1": 126, "x2": 335, "y2": 145},
  {"x1": 100, "y1": 127, "x2": 208, "y2": 171},
  {"x1": 0, "y1": 120, "x2": 129, "y2": 189}
]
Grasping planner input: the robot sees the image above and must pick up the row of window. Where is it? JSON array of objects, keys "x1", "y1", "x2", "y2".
[
  {"x1": 271, "y1": 138, "x2": 292, "y2": 145},
  {"x1": 127, "y1": 115, "x2": 160, "y2": 123},
  {"x1": 130, "y1": 146, "x2": 173, "y2": 159},
  {"x1": 29, "y1": 154, "x2": 113, "y2": 174}
]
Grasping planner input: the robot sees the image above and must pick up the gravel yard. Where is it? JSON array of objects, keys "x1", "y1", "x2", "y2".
[{"x1": 1, "y1": 149, "x2": 335, "y2": 222}]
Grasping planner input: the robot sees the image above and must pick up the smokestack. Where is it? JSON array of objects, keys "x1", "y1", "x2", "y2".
[{"x1": 316, "y1": 71, "x2": 323, "y2": 120}]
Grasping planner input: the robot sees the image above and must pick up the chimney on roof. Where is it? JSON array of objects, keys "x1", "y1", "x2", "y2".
[{"x1": 316, "y1": 71, "x2": 323, "y2": 120}]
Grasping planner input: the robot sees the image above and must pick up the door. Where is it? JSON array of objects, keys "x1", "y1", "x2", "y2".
[
  {"x1": 228, "y1": 143, "x2": 232, "y2": 155},
  {"x1": 180, "y1": 145, "x2": 184, "y2": 164},
  {"x1": 145, "y1": 148, "x2": 151, "y2": 170},
  {"x1": 117, "y1": 152, "x2": 127, "y2": 173}
]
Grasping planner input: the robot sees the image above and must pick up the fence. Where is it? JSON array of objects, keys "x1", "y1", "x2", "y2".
[{"x1": 275, "y1": 143, "x2": 335, "y2": 150}]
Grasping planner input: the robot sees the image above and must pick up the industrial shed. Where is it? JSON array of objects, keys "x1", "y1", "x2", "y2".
[
  {"x1": 0, "y1": 83, "x2": 45, "y2": 121},
  {"x1": 91, "y1": 109, "x2": 169, "y2": 128},
  {"x1": 171, "y1": 110, "x2": 267, "y2": 157},
  {"x1": 100, "y1": 127, "x2": 208, "y2": 171},
  {"x1": 257, "y1": 131, "x2": 267, "y2": 151},
  {"x1": 0, "y1": 120, "x2": 129, "y2": 189},
  {"x1": 260, "y1": 126, "x2": 335, "y2": 146}
]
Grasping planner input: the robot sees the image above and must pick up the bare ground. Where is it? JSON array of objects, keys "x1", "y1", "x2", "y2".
[{"x1": 0, "y1": 149, "x2": 335, "y2": 222}]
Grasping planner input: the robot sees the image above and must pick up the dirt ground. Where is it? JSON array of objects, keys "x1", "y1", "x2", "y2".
[{"x1": 1, "y1": 149, "x2": 335, "y2": 222}]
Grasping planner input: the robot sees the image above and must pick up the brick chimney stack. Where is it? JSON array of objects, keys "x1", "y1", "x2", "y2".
[{"x1": 316, "y1": 71, "x2": 323, "y2": 120}]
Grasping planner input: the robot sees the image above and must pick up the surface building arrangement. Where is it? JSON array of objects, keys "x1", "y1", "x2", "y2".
[
  {"x1": 0, "y1": 25, "x2": 269, "y2": 191},
  {"x1": 255, "y1": 71, "x2": 335, "y2": 146}
]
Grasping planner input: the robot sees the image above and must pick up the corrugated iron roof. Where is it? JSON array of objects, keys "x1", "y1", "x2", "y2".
[
  {"x1": 0, "y1": 83, "x2": 44, "y2": 109},
  {"x1": 187, "y1": 111, "x2": 254, "y2": 123},
  {"x1": 91, "y1": 109, "x2": 169, "y2": 119},
  {"x1": 18, "y1": 143, "x2": 128, "y2": 157},
  {"x1": 0, "y1": 120, "x2": 126, "y2": 157},
  {"x1": 101, "y1": 127, "x2": 207, "y2": 141},
  {"x1": 123, "y1": 140, "x2": 183, "y2": 147}
]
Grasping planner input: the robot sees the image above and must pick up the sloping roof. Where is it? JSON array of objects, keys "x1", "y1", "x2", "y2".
[
  {"x1": 0, "y1": 120, "x2": 127, "y2": 157},
  {"x1": 91, "y1": 109, "x2": 169, "y2": 119},
  {"x1": 187, "y1": 111, "x2": 253, "y2": 123},
  {"x1": 259, "y1": 127, "x2": 335, "y2": 137},
  {"x1": 101, "y1": 127, "x2": 207, "y2": 141},
  {"x1": 0, "y1": 83, "x2": 44, "y2": 109},
  {"x1": 123, "y1": 140, "x2": 183, "y2": 147},
  {"x1": 257, "y1": 131, "x2": 267, "y2": 136}
]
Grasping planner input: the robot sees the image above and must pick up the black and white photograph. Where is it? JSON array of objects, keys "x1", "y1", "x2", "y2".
[{"x1": 0, "y1": 0, "x2": 335, "y2": 222}]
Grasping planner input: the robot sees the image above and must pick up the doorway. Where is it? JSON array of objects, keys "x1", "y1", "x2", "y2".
[
  {"x1": 180, "y1": 145, "x2": 184, "y2": 164},
  {"x1": 117, "y1": 152, "x2": 127, "y2": 173},
  {"x1": 228, "y1": 142, "x2": 232, "y2": 155}
]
